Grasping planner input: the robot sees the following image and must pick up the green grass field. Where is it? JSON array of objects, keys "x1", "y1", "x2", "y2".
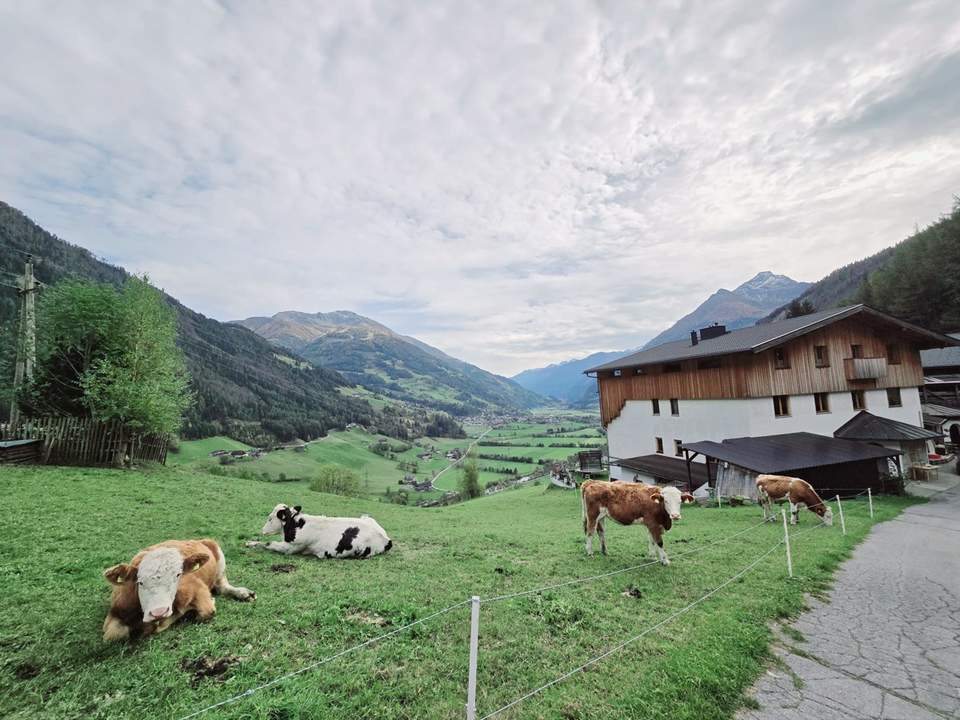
[
  {"x1": 0, "y1": 464, "x2": 915, "y2": 720},
  {"x1": 166, "y1": 436, "x2": 252, "y2": 466}
]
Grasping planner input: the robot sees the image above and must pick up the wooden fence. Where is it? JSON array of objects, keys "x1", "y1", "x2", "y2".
[{"x1": 0, "y1": 417, "x2": 168, "y2": 467}]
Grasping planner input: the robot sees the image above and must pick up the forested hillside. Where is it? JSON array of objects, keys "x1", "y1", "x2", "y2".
[
  {"x1": 0, "y1": 201, "x2": 375, "y2": 443},
  {"x1": 767, "y1": 201, "x2": 960, "y2": 332}
]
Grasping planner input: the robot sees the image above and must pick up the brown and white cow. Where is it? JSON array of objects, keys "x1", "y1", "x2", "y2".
[
  {"x1": 756, "y1": 474, "x2": 834, "y2": 526},
  {"x1": 580, "y1": 481, "x2": 678, "y2": 564},
  {"x1": 102, "y1": 539, "x2": 254, "y2": 642}
]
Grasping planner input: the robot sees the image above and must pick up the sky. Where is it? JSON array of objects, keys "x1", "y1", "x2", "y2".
[{"x1": 1, "y1": 1, "x2": 959, "y2": 376}]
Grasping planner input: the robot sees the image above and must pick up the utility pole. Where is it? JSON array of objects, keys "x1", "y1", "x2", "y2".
[{"x1": 9, "y1": 256, "x2": 38, "y2": 427}]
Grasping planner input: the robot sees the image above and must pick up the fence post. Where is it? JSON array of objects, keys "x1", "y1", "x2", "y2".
[
  {"x1": 835, "y1": 495, "x2": 846, "y2": 535},
  {"x1": 466, "y1": 595, "x2": 480, "y2": 720},
  {"x1": 867, "y1": 488, "x2": 874, "y2": 519},
  {"x1": 781, "y1": 508, "x2": 793, "y2": 578}
]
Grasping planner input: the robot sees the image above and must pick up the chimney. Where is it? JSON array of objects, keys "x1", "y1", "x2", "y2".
[
  {"x1": 690, "y1": 330, "x2": 698, "y2": 346},
  {"x1": 698, "y1": 324, "x2": 728, "y2": 341}
]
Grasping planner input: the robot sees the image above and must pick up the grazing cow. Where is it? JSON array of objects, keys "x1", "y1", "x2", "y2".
[
  {"x1": 246, "y1": 504, "x2": 393, "y2": 559},
  {"x1": 102, "y1": 539, "x2": 254, "y2": 642},
  {"x1": 580, "y1": 481, "x2": 676, "y2": 564},
  {"x1": 756, "y1": 474, "x2": 834, "y2": 526}
]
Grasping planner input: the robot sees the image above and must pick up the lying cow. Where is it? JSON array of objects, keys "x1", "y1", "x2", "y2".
[
  {"x1": 581, "y1": 481, "x2": 681, "y2": 564},
  {"x1": 756, "y1": 474, "x2": 834, "y2": 526},
  {"x1": 102, "y1": 539, "x2": 254, "y2": 642},
  {"x1": 246, "y1": 504, "x2": 393, "y2": 559}
]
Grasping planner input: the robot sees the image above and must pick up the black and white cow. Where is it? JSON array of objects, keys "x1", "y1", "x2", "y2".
[{"x1": 246, "y1": 504, "x2": 393, "y2": 559}]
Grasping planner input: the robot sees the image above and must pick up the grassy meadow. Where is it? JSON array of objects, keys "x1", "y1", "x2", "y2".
[{"x1": 0, "y1": 463, "x2": 915, "y2": 720}]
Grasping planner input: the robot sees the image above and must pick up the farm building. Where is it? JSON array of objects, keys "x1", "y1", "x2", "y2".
[
  {"x1": 586, "y1": 305, "x2": 958, "y2": 483},
  {"x1": 683, "y1": 432, "x2": 902, "y2": 498},
  {"x1": 923, "y1": 403, "x2": 960, "y2": 446},
  {"x1": 833, "y1": 410, "x2": 942, "y2": 471},
  {"x1": 0, "y1": 438, "x2": 42, "y2": 464}
]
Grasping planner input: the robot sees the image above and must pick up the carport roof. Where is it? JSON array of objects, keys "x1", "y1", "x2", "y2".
[
  {"x1": 682, "y1": 432, "x2": 900, "y2": 475},
  {"x1": 613, "y1": 454, "x2": 710, "y2": 487}
]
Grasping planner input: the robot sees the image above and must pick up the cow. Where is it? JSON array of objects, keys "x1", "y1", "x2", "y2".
[
  {"x1": 580, "y1": 481, "x2": 679, "y2": 564},
  {"x1": 102, "y1": 539, "x2": 254, "y2": 642},
  {"x1": 246, "y1": 504, "x2": 393, "y2": 559},
  {"x1": 658, "y1": 485, "x2": 695, "y2": 520},
  {"x1": 756, "y1": 474, "x2": 834, "y2": 526}
]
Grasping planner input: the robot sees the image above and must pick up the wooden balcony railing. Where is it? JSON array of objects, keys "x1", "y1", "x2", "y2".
[{"x1": 844, "y1": 356, "x2": 888, "y2": 381}]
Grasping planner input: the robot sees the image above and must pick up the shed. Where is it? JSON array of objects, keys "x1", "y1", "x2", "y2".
[
  {"x1": 834, "y1": 411, "x2": 941, "y2": 469},
  {"x1": 923, "y1": 403, "x2": 960, "y2": 445},
  {"x1": 0, "y1": 438, "x2": 42, "y2": 464},
  {"x1": 683, "y1": 432, "x2": 901, "y2": 498}
]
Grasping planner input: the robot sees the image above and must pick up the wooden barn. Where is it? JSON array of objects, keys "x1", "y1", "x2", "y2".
[{"x1": 0, "y1": 438, "x2": 42, "y2": 464}]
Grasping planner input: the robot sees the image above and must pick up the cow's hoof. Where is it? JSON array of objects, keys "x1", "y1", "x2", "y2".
[
  {"x1": 660, "y1": 558, "x2": 670, "y2": 566},
  {"x1": 236, "y1": 588, "x2": 256, "y2": 601}
]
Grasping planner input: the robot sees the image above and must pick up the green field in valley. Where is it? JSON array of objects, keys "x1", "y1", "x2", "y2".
[
  {"x1": 166, "y1": 436, "x2": 252, "y2": 466},
  {"x1": 0, "y1": 464, "x2": 915, "y2": 720}
]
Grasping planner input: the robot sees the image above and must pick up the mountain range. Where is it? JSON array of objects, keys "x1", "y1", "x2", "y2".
[
  {"x1": 235, "y1": 310, "x2": 544, "y2": 416},
  {"x1": 512, "y1": 271, "x2": 809, "y2": 404}
]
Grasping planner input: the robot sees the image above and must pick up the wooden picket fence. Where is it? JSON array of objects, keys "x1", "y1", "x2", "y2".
[{"x1": 0, "y1": 416, "x2": 168, "y2": 467}]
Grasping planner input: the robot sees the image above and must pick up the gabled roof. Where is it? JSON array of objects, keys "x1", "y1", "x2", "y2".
[
  {"x1": 833, "y1": 411, "x2": 942, "y2": 442},
  {"x1": 921, "y1": 333, "x2": 960, "y2": 369},
  {"x1": 613, "y1": 454, "x2": 710, "y2": 488},
  {"x1": 585, "y1": 305, "x2": 959, "y2": 374},
  {"x1": 922, "y1": 403, "x2": 960, "y2": 419},
  {"x1": 682, "y1": 432, "x2": 900, "y2": 474}
]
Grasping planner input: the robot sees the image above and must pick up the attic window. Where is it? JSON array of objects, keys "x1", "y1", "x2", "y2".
[
  {"x1": 851, "y1": 344, "x2": 863, "y2": 359},
  {"x1": 887, "y1": 344, "x2": 901, "y2": 365},
  {"x1": 697, "y1": 357, "x2": 721, "y2": 370},
  {"x1": 635, "y1": 367, "x2": 647, "y2": 375},
  {"x1": 814, "y1": 345, "x2": 829, "y2": 368},
  {"x1": 773, "y1": 348, "x2": 790, "y2": 370},
  {"x1": 613, "y1": 369, "x2": 622, "y2": 377},
  {"x1": 663, "y1": 363, "x2": 682, "y2": 373}
]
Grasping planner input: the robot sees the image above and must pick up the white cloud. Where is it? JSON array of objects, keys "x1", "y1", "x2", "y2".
[{"x1": 1, "y1": 0, "x2": 959, "y2": 375}]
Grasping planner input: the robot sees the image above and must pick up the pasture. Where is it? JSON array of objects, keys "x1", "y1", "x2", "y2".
[{"x1": 0, "y1": 464, "x2": 914, "y2": 720}]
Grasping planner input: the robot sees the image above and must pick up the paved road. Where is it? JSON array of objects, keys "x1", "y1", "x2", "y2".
[
  {"x1": 430, "y1": 427, "x2": 492, "y2": 490},
  {"x1": 738, "y1": 485, "x2": 960, "y2": 720}
]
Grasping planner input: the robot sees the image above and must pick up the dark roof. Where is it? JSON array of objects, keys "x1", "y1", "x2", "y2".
[
  {"x1": 613, "y1": 454, "x2": 710, "y2": 488},
  {"x1": 922, "y1": 403, "x2": 960, "y2": 419},
  {"x1": 921, "y1": 333, "x2": 960, "y2": 369},
  {"x1": 586, "y1": 305, "x2": 960, "y2": 373},
  {"x1": 682, "y1": 432, "x2": 900, "y2": 474},
  {"x1": 833, "y1": 411, "x2": 942, "y2": 442}
]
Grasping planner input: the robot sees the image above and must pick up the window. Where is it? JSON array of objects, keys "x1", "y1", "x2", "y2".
[
  {"x1": 674, "y1": 439, "x2": 683, "y2": 457},
  {"x1": 887, "y1": 344, "x2": 901, "y2": 365},
  {"x1": 670, "y1": 398, "x2": 679, "y2": 416},
  {"x1": 814, "y1": 345, "x2": 829, "y2": 368},
  {"x1": 613, "y1": 369, "x2": 622, "y2": 377},
  {"x1": 851, "y1": 390, "x2": 866, "y2": 410},
  {"x1": 651, "y1": 399, "x2": 660, "y2": 415},
  {"x1": 664, "y1": 363, "x2": 682, "y2": 373},
  {"x1": 814, "y1": 392, "x2": 830, "y2": 414},
  {"x1": 851, "y1": 344, "x2": 863, "y2": 359},
  {"x1": 655, "y1": 437, "x2": 664, "y2": 454},
  {"x1": 773, "y1": 395, "x2": 790, "y2": 417},
  {"x1": 773, "y1": 348, "x2": 790, "y2": 369},
  {"x1": 697, "y1": 357, "x2": 721, "y2": 370},
  {"x1": 635, "y1": 367, "x2": 647, "y2": 375},
  {"x1": 887, "y1": 387, "x2": 902, "y2": 407}
]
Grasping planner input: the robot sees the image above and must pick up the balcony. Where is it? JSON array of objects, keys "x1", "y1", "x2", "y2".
[{"x1": 844, "y1": 356, "x2": 888, "y2": 381}]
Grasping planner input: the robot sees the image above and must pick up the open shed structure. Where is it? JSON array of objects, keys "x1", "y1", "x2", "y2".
[
  {"x1": 682, "y1": 432, "x2": 902, "y2": 499},
  {"x1": 833, "y1": 410, "x2": 942, "y2": 471}
]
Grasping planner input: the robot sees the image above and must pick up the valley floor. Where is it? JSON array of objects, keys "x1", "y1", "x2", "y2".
[{"x1": 0, "y1": 465, "x2": 914, "y2": 720}]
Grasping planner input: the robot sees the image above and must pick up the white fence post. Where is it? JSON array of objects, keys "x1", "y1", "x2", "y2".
[
  {"x1": 867, "y1": 488, "x2": 874, "y2": 519},
  {"x1": 781, "y1": 508, "x2": 793, "y2": 578},
  {"x1": 466, "y1": 595, "x2": 480, "y2": 720},
  {"x1": 835, "y1": 495, "x2": 846, "y2": 535}
]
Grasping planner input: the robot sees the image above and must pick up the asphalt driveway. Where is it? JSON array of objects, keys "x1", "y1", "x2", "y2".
[{"x1": 738, "y1": 483, "x2": 960, "y2": 720}]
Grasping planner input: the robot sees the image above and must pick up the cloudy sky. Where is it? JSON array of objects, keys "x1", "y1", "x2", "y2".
[{"x1": 1, "y1": 1, "x2": 959, "y2": 375}]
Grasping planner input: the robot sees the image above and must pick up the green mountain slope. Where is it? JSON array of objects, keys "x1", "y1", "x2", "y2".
[
  {"x1": 0, "y1": 201, "x2": 375, "y2": 443},
  {"x1": 236, "y1": 310, "x2": 545, "y2": 416}
]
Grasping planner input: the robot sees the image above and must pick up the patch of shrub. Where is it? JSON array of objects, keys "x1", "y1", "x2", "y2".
[{"x1": 310, "y1": 465, "x2": 362, "y2": 496}]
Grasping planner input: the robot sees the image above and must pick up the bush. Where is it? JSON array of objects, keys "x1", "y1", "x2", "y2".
[{"x1": 310, "y1": 465, "x2": 362, "y2": 497}]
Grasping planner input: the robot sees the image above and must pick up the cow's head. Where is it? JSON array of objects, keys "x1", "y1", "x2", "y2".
[
  {"x1": 659, "y1": 486, "x2": 685, "y2": 521},
  {"x1": 817, "y1": 504, "x2": 834, "y2": 526},
  {"x1": 104, "y1": 547, "x2": 209, "y2": 623},
  {"x1": 261, "y1": 504, "x2": 302, "y2": 535}
]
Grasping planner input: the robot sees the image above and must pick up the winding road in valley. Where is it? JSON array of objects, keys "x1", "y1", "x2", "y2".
[{"x1": 430, "y1": 426, "x2": 493, "y2": 491}]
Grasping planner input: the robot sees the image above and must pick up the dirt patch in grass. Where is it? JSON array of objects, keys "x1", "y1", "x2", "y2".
[
  {"x1": 621, "y1": 586, "x2": 643, "y2": 599},
  {"x1": 345, "y1": 610, "x2": 390, "y2": 627},
  {"x1": 14, "y1": 662, "x2": 40, "y2": 681},
  {"x1": 181, "y1": 655, "x2": 241, "y2": 685},
  {"x1": 271, "y1": 563, "x2": 297, "y2": 573}
]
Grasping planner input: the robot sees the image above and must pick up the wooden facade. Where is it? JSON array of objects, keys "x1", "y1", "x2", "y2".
[{"x1": 597, "y1": 318, "x2": 927, "y2": 426}]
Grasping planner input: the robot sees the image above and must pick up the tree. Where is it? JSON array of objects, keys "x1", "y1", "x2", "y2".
[
  {"x1": 784, "y1": 298, "x2": 815, "y2": 318},
  {"x1": 28, "y1": 276, "x2": 193, "y2": 434},
  {"x1": 458, "y1": 450, "x2": 482, "y2": 499}
]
